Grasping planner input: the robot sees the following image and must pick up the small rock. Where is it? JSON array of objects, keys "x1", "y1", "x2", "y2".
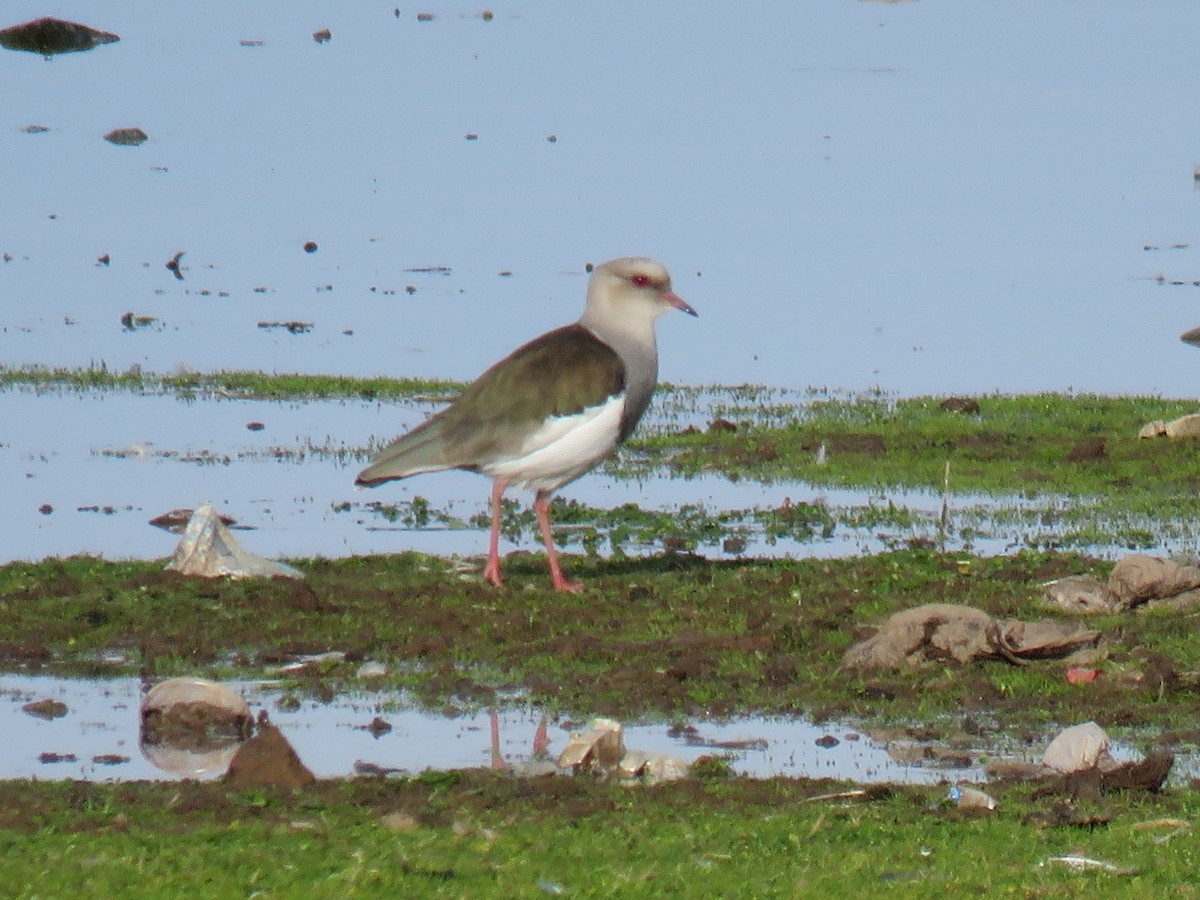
[
  {"x1": 303, "y1": 240, "x2": 318, "y2": 253},
  {"x1": 312, "y1": 28, "x2": 331, "y2": 43}
]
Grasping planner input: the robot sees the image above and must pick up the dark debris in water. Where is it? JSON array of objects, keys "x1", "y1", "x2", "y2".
[
  {"x1": 38, "y1": 752, "x2": 78, "y2": 764},
  {"x1": 104, "y1": 127, "x2": 148, "y2": 147},
  {"x1": 22, "y1": 698, "x2": 68, "y2": 720},
  {"x1": 166, "y1": 251, "x2": 185, "y2": 281},
  {"x1": 0, "y1": 18, "x2": 119, "y2": 57},
  {"x1": 149, "y1": 507, "x2": 239, "y2": 534},
  {"x1": 258, "y1": 321, "x2": 315, "y2": 335},
  {"x1": 120, "y1": 311, "x2": 158, "y2": 331}
]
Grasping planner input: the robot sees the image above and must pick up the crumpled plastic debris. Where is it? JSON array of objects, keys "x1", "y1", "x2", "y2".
[
  {"x1": 1138, "y1": 413, "x2": 1200, "y2": 439},
  {"x1": 946, "y1": 785, "x2": 996, "y2": 811},
  {"x1": 988, "y1": 721, "x2": 1173, "y2": 795},
  {"x1": 1043, "y1": 553, "x2": 1200, "y2": 614},
  {"x1": 557, "y1": 717, "x2": 690, "y2": 784},
  {"x1": 1042, "y1": 721, "x2": 1118, "y2": 774},
  {"x1": 1040, "y1": 855, "x2": 1136, "y2": 875},
  {"x1": 841, "y1": 603, "x2": 1101, "y2": 672},
  {"x1": 558, "y1": 718, "x2": 625, "y2": 769},
  {"x1": 165, "y1": 503, "x2": 303, "y2": 580}
]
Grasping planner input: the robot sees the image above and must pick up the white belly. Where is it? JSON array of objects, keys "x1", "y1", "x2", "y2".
[{"x1": 484, "y1": 394, "x2": 624, "y2": 492}]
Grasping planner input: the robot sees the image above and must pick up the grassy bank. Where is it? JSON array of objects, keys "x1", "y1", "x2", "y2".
[{"x1": 1, "y1": 775, "x2": 1196, "y2": 896}]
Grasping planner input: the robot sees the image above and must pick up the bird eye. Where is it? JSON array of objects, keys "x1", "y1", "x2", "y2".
[{"x1": 630, "y1": 274, "x2": 650, "y2": 288}]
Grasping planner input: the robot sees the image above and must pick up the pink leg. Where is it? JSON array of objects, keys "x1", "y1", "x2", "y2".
[
  {"x1": 483, "y1": 479, "x2": 508, "y2": 588},
  {"x1": 532, "y1": 714, "x2": 550, "y2": 758},
  {"x1": 534, "y1": 490, "x2": 582, "y2": 593},
  {"x1": 488, "y1": 709, "x2": 505, "y2": 770}
]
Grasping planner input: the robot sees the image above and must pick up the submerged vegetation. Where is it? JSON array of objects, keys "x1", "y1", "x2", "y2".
[
  {"x1": 4, "y1": 363, "x2": 1195, "y2": 496},
  {"x1": 6, "y1": 363, "x2": 1199, "y2": 553},
  {"x1": 0, "y1": 362, "x2": 459, "y2": 402}
]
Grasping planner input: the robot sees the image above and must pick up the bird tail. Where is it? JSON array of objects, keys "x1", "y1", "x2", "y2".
[{"x1": 355, "y1": 418, "x2": 455, "y2": 486}]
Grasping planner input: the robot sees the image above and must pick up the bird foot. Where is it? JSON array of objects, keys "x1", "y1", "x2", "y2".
[
  {"x1": 551, "y1": 575, "x2": 584, "y2": 593},
  {"x1": 483, "y1": 560, "x2": 504, "y2": 589}
]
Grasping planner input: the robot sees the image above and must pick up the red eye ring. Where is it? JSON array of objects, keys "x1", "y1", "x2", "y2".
[{"x1": 630, "y1": 273, "x2": 651, "y2": 288}]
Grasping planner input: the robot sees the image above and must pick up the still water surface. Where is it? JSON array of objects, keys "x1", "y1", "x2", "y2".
[
  {"x1": 0, "y1": 672, "x2": 997, "y2": 784},
  {"x1": 2, "y1": 2, "x2": 1199, "y2": 397}
]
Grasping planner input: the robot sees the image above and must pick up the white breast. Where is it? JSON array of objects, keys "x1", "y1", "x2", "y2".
[{"x1": 484, "y1": 394, "x2": 625, "y2": 492}]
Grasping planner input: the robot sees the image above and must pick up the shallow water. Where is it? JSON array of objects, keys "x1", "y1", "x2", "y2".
[
  {"x1": 4, "y1": 2, "x2": 1199, "y2": 562},
  {"x1": 5, "y1": 385, "x2": 1163, "y2": 567},
  {"x1": 2, "y1": 2, "x2": 1199, "y2": 397},
  {"x1": 0, "y1": 673, "x2": 993, "y2": 784},
  {"x1": 6, "y1": 673, "x2": 1180, "y2": 786}
]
